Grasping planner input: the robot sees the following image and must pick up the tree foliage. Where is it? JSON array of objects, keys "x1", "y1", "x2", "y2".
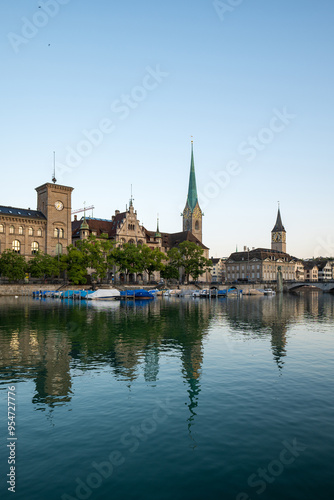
[
  {"x1": 59, "y1": 245, "x2": 89, "y2": 284},
  {"x1": 166, "y1": 241, "x2": 212, "y2": 282},
  {"x1": 28, "y1": 252, "x2": 60, "y2": 278},
  {"x1": 0, "y1": 250, "x2": 27, "y2": 281}
]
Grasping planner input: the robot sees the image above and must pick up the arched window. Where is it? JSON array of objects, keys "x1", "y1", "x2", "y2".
[
  {"x1": 37, "y1": 228, "x2": 42, "y2": 237},
  {"x1": 31, "y1": 242, "x2": 39, "y2": 254},
  {"x1": 128, "y1": 239, "x2": 135, "y2": 245},
  {"x1": 56, "y1": 243, "x2": 63, "y2": 256},
  {"x1": 0, "y1": 224, "x2": 3, "y2": 233},
  {"x1": 9, "y1": 225, "x2": 14, "y2": 234},
  {"x1": 28, "y1": 227, "x2": 33, "y2": 236},
  {"x1": 12, "y1": 240, "x2": 20, "y2": 253},
  {"x1": 137, "y1": 240, "x2": 143, "y2": 245},
  {"x1": 195, "y1": 221, "x2": 199, "y2": 231},
  {"x1": 54, "y1": 228, "x2": 64, "y2": 238},
  {"x1": 18, "y1": 226, "x2": 23, "y2": 235}
]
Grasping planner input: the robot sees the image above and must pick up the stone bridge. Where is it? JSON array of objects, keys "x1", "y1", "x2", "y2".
[{"x1": 285, "y1": 281, "x2": 334, "y2": 292}]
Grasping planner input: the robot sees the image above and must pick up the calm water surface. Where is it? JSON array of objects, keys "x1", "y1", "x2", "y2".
[{"x1": 0, "y1": 293, "x2": 333, "y2": 500}]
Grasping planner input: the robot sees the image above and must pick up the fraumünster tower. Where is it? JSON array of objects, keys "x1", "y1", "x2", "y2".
[{"x1": 182, "y1": 142, "x2": 203, "y2": 242}]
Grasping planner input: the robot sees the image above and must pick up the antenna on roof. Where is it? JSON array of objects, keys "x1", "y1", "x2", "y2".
[{"x1": 52, "y1": 151, "x2": 57, "y2": 183}]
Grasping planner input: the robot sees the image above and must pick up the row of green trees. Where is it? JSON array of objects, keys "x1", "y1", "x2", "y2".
[{"x1": 0, "y1": 237, "x2": 212, "y2": 284}]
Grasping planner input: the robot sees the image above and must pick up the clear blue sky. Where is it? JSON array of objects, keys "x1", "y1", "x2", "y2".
[{"x1": 1, "y1": 0, "x2": 334, "y2": 258}]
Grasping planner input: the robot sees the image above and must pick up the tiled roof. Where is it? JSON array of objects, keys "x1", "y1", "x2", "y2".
[
  {"x1": 227, "y1": 248, "x2": 295, "y2": 263},
  {"x1": 72, "y1": 215, "x2": 126, "y2": 238},
  {"x1": 0, "y1": 205, "x2": 46, "y2": 220}
]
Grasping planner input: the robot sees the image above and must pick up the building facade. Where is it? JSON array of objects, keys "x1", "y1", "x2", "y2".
[
  {"x1": 210, "y1": 258, "x2": 226, "y2": 283},
  {"x1": 226, "y1": 208, "x2": 296, "y2": 282},
  {"x1": 0, "y1": 182, "x2": 73, "y2": 259}
]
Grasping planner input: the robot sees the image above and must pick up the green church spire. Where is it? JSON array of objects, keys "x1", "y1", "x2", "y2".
[{"x1": 186, "y1": 141, "x2": 198, "y2": 211}]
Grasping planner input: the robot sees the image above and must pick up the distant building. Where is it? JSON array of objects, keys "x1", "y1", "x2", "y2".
[
  {"x1": 225, "y1": 248, "x2": 296, "y2": 282},
  {"x1": 316, "y1": 260, "x2": 333, "y2": 281},
  {"x1": 303, "y1": 261, "x2": 319, "y2": 282},
  {"x1": 295, "y1": 260, "x2": 305, "y2": 281},
  {"x1": 226, "y1": 208, "x2": 296, "y2": 282},
  {"x1": 210, "y1": 258, "x2": 226, "y2": 283}
]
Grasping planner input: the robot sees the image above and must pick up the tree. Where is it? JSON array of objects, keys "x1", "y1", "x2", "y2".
[
  {"x1": 167, "y1": 241, "x2": 212, "y2": 283},
  {"x1": 60, "y1": 245, "x2": 89, "y2": 284},
  {"x1": 160, "y1": 263, "x2": 180, "y2": 281},
  {"x1": 139, "y1": 246, "x2": 165, "y2": 281},
  {"x1": 111, "y1": 243, "x2": 143, "y2": 281},
  {"x1": 0, "y1": 250, "x2": 27, "y2": 281},
  {"x1": 27, "y1": 252, "x2": 60, "y2": 278},
  {"x1": 76, "y1": 237, "x2": 114, "y2": 281}
]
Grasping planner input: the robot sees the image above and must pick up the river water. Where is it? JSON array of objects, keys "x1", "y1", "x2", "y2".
[{"x1": 0, "y1": 293, "x2": 333, "y2": 500}]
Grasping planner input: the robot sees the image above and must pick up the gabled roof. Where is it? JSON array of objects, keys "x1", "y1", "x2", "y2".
[
  {"x1": 303, "y1": 261, "x2": 318, "y2": 271},
  {"x1": 0, "y1": 205, "x2": 46, "y2": 220},
  {"x1": 143, "y1": 228, "x2": 208, "y2": 250},
  {"x1": 72, "y1": 215, "x2": 126, "y2": 238}
]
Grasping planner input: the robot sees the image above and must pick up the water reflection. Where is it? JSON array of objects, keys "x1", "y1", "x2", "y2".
[{"x1": 0, "y1": 293, "x2": 333, "y2": 410}]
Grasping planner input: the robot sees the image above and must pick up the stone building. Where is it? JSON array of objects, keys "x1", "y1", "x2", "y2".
[
  {"x1": 210, "y1": 258, "x2": 226, "y2": 283},
  {"x1": 303, "y1": 261, "x2": 319, "y2": 282},
  {"x1": 226, "y1": 208, "x2": 296, "y2": 282},
  {"x1": 0, "y1": 182, "x2": 73, "y2": 259}
]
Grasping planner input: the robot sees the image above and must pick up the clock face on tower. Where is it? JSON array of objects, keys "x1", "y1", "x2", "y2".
[
  {"x1": 55, "y1": 201, "x2": 64, "y2": 211},
  {"x1": 272, "y1": 232, "x2": 282, "y2": 242},
  {"x1": 183, "y1": 207, "x2": 191, "y2": 219},
  {"x1": 193, "y1": 206, "x2": 202, "y2": 220}
]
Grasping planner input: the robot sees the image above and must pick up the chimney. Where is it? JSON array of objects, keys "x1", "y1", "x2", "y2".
[
  {"x1": 115, "y1": 210, "x2": 120, "y2": 215},
  {"x1": 74, "y1": 215, "x2": 77, "y2": 221}
]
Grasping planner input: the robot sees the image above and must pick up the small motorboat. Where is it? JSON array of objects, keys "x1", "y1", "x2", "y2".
[{"x1": 87, "y1": 289, "x2": 120, "y2": 300}]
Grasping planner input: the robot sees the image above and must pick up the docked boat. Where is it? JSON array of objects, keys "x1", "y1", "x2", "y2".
[
  {"x1": 87, "y1": 289, "x2": 120, "y2": 300},
  {"x1": 264, "y1": 288, "x2": 276, "y2": 295},
  {"x1": 120, "y1": 289, "x2": 154, "y2": 300}
]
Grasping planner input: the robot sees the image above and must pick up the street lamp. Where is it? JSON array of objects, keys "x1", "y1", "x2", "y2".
[{"x1": 57, "y1": 228, "x2": 60, "y2": 264}]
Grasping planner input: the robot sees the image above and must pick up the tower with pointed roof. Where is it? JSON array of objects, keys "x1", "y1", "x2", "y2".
[
  {"x1": 271, "y1": 205, "x2": 286, "y2": 253},
  {"x1": 182, "y1": 141, "x2": 203, "y2": 242}
]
